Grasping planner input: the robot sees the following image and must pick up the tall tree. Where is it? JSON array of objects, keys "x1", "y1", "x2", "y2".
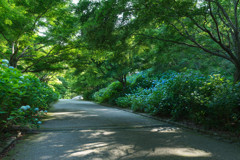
[
  {"x1": 0, "y1": 0, "x2": 77, "y2": 72},
  {"x1": 130, "y1": 0, "x2": 240, "y2": 81},
  {"x1": 75, "y1": 0, "x2": 153, "y2": 87}
]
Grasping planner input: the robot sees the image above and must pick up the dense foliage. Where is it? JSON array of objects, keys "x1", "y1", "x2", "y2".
[
  {"x1": 94, "y1": 70, "x2": 240, "y2": 132},
  {"x1": 93, "y1": 81, "x2": 125, "y2": 104},
  {"x1": 0, "y1": 59, "x2": 58, "y2": 134},
  {"x1": 76, "y1": 0, "x2": 240, "y2": 82},
  {"x1": 0, "y1": 0, "x2": 78, "y2": 73},
  {"x1": 1, "y1": 0, "x2": 240, "y2": 138}
]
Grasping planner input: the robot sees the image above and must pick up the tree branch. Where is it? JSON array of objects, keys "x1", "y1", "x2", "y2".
[
  {"x1": 0, "y1": 52, "x2": 8, "y2": 59},
  {"x1": 213, "y1": 0, "x2": 236, "y2": 30},
  {"x1": 22, "y1": 45, "x2": 57, "y2": 73},
  {"x1": 135, "y1": 33, "x2": 233, "y2": 62},
  {"x1": 234, "y1": 0, "x2": 239, "y2": 28},
  {"x1": 188, "y1": 16, "x2": 237, "y2": 62},
  {"x1": 0, "y1": 31, "x2": 11, "y2": 42},
  {"x1": 233, "y1": 0, "x2": 240, "y2": 57},
  {"x1": 16, "y1": 46, "x2": 30, "y2": 61},
  {"x1": 208, "y1": 0, "x2": 221, "y2": 42}
]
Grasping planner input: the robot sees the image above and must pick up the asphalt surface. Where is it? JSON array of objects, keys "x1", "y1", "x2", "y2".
[{"x1": 3, "y1": 99, "x2": 240, "y2": 160}]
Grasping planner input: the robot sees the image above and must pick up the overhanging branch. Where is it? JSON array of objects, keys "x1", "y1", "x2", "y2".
[{"x1": 135, "y1": 33, "x2": 233, "y2": 62}]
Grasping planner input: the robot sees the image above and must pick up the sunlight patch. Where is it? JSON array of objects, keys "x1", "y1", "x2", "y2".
[
  {"x1": 155, "y1": 147, "x2": 212, "y2": 157},
  {"x1": 87, "y1": 130, "x2": 116, "y2": 138},
  {"x1": 151, "y1": 127, "x2": 181, "y2": 133},
  {"x1": 67, "y1": 142, "x2": 108, "y2": 157}
]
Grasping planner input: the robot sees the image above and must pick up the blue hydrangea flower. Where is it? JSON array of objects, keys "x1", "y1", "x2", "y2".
[
  {"x1": 2, "y1": 59, "x2": 9, "y2": 64},
  {"x1": 19, "y1": 76, "x2": 24, "y2": 79},
  {"x1": 1, "y1": 63, "x2": 8, "y2": 67},
  {"x1": 34, "y1": 108, "x2": 39, "y2": 111},
  {"x1": 44, "y1": 110, "x2": 48, "y2": 113},
  {"x1": 37, "y1": 121, "x2": 42, "y2": 124},
  {"x1": 19, "y1": 81, "x2": 23, "y2": 84},
  {"x1": 9, "y1": 66, "x2": 14, "y2": 69},
  {"x1": 26, "y1": 105, "x2": 31, "y2": 109},
  {"x1": 20, "y1": 106, "x2": 28, "y2": 110}
]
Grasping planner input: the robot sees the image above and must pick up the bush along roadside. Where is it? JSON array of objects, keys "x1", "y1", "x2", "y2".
[
  {"x1": 0, "y1": 59, "x2": 59, "y2": 137},
  {"x1": 94, "y1": 69, "x2": 240, "y2": 133}
]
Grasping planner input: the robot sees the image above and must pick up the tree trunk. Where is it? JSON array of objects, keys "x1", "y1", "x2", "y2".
[
  {"x1": 9, "y1": 56, "x2": 18, "y2": 68},
  {"x1": 118, "y1": 74, "x2": 127, "y2": 89},
  {"x1": 234, "y1": 67, "x2": 240, "y2": 83},
  {"x1": 9, "y1": 42, "x2": 18, "y2": 68}
]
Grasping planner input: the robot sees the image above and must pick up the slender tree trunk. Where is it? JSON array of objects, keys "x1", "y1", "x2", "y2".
[
  {"x1": 9, "y1": 42, "x2": 18, "y2": 68},
  {"x1": 118, "y1": 74, "x2": 127, "y2": 89},
  {"x1": 123, "y1": 74, "x2": 127, "y2": 87},
  {"x1": 233, "y1": 46, "x2": 240, "y2": 82},
  {"x1": 9, "y1": 57, "x2": 18, "y2": 68},
  {"x1": 234, "y1": 66, "x2": 240, "y2": 82}
]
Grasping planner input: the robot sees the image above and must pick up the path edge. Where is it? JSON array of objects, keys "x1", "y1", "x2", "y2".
[
  {"x1": 0, "y1": 132, "x2": 22, "y2": 158},
  {"x1": 96, "y1": 101, "x2": 240, "y2": 146}
]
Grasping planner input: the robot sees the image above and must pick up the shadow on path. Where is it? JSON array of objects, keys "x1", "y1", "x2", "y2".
[{"x1": 4, "y1": 100, "x2": 240, "y2": 160}]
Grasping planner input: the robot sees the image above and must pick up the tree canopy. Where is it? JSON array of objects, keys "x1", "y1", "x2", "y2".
[{"x1": 0, "y1": 0, "x2": 239, "y2": 96}]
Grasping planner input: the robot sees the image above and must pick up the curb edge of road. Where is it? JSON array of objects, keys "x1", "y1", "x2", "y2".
[
  {"x1": 98, "y1": 102, "x2": 240, "y2": 146},
  {"x1": 0, "y1": 101, "x2": 58, "y2": 158},
  {"x1": 0, "y1": 133, "x2": 21, "y2": 158}
]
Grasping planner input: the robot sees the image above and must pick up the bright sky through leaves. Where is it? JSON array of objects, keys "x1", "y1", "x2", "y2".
[{"x1": 72, "y1": 0, "x2": 79, "y2": 4}]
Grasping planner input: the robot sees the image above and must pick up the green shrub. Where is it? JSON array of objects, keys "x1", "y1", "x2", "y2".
[
  {"x1": 203, "y1": 77, "x2": 240, "y2": 130},
  {"x1": 93, "y1": 81, "x2": 124, "y2": 104},
  {"x1": 101, "y1": 69, "x2": 240, "y2": 132},
  {"x1": 52, "y1": 84, "x2": 67, "y2": 99},
  {"x1": 116, "y1": 96, "x2": 132, "y2": 108},
  {"x1": 0, "y1": 59, "x2": 59, "y2": 132},
  {"x1": 161, "y1": 70, "x2": 206, "y2": 120},
  {"x1": 82, "y1": 90, "x2": 96, "y2": 100},
  {"x1": 130, "y1": 73, "x2": 153, "y2": 90}
]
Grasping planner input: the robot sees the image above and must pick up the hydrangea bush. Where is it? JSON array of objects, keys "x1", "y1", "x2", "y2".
[
  {"x1": 93, "y1": 81, "x2": 125, "y2": 104},
  {"x1": 95, "y1": 69, "x2": 240, "y2": 132},
  {"x1": 0, "y1": 59, "x2": 59, "y2": 132}
]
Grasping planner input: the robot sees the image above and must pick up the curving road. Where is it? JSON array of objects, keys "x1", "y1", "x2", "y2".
[{"x1": 4, "y1": 99, "x2": 240, "y2": 160}]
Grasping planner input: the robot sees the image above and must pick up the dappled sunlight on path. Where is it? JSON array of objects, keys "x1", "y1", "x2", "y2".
[
  {"x1": 4, "y1": 100, "x2": 240, "y2": 160},
  {"x1": 7, "y1": 127, "x2": 215, "y2": 160}
]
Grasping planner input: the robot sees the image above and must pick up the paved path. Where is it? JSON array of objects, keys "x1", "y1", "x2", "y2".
[{"x1": 3, "y1": 100, "x2": 240, "y2": 160}]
